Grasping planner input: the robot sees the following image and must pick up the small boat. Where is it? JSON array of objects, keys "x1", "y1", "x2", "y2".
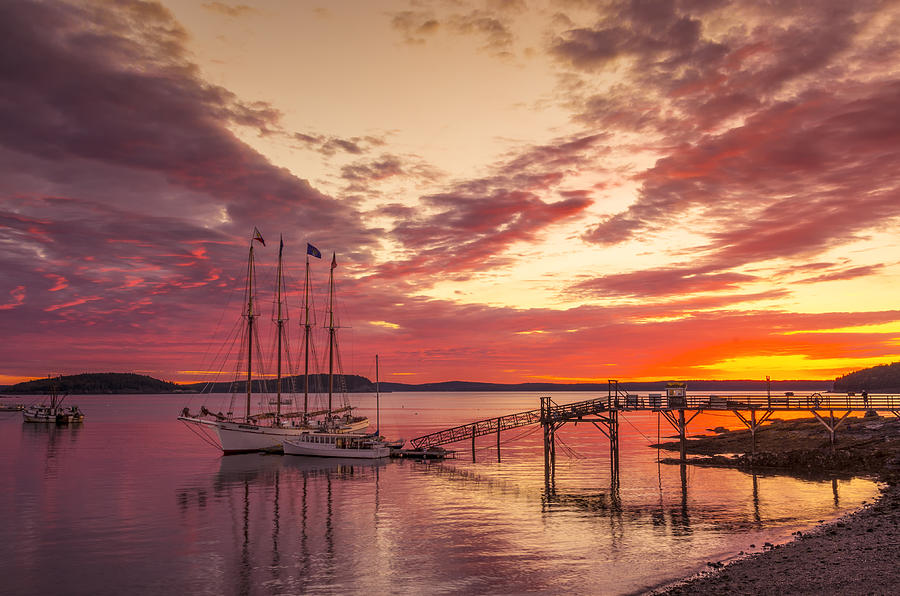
[
  {"x1": 392, "y1": 447, "x2": 453, "y2": 460},
  {"x1": 284, "y1": 355, "x2": 397, "y2": 460},
  {"x1": 283, "y1": 432, "x2": 390, "y2": 459},
  {"x1": 0, "y1": 403, "x2": 23, "y2": 412},
  {"x1": 22, "y1": 377, "x2": 84, "y2": 424}
]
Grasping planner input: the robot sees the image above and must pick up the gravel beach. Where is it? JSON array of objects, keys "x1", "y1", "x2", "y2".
[{"x1": 652, "y1": 415, "x2": 900, "y2": 595}]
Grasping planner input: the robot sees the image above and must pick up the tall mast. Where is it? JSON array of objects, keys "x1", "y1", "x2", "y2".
[
  {"x1": 275, "y1": 235, "x2": 284, "y2": 422},
  {"x1": 303, "y1": 254, "x2": 311, "y2": 421},
  {"x1": 327, "y1": 253, "x2": 337, "y2": 417},
  {"x1": 245, "y1": 242, "x2": 255, "y2": 420},
  {"x1": 376, "y1": 354, "x2": 380, "y2": 436},
  {"x1": 246, "y1": 227, "x2": 264, "y2": 421}
]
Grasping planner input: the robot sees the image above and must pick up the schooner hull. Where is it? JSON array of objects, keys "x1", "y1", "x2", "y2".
[
  {"x1": 179, "y1": 417, "x2": 310, "y2": 454},
  {"x1": 179, "y1": 416, "x2": 372, "y2": 454}
]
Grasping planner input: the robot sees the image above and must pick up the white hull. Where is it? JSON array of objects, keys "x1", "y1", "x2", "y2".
[
  {"x1": 178, "y1": 417, "x2": 314, "y2": 454},
  {"x1": 283, "y1": 433, "x2": 390, "y2": 459},
  {"x1": 23, "y1": 406, "x2": 83, "y2": 424},
  {"x1": 179, "y1": 414, "x2": 371, "y2": 454}
]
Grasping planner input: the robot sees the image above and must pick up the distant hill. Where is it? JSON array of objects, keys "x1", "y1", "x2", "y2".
[
  {"x1": 3, "y1": 373, "x2": 180, "y2": 394},
  {"x1": 180, "y1": 374, "x2": 377, "y2": 394},
  {"x1": 833, "y1": 362, "x2": 900, "y2": 392}
]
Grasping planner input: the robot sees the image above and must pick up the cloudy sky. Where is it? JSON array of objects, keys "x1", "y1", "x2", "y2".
[{"x1": 2, "y1": 0, "x2": 899, "y2": 385}]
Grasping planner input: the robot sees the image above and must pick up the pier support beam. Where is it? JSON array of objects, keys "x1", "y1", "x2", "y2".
[
  {"x1": 660, "y1": 409, "x2": 703, "y2": 462},
  {"x1": 541, "y1": 396, "x2": 556, "y2": 477},
  {"x1": 496, "y1": 419, "x2": 501, "y2": 463},
  {"x1": 590, "y1": 410, "x2": 620, "y2": 486},
  {"x1": 811, "y1": 409, "x2": 851, "y2": 451},
  {"x1": 733, "y1": 408, "x2": 774, "y2": 456},
  {"x1": 472, "y1": 425, "x2": 476, "y2": 462}
]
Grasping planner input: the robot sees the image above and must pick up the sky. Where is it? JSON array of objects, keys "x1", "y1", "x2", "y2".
[{"x1": 1, "y1": 0, "x2": 899, "y2": 386}]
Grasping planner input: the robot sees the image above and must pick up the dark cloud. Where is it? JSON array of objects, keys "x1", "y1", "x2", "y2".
[
  {"x1": 389, "y1": 5, "x2": 516, "y2": 56},
  {"x1": 201, "y1": 2, "x2": 258, "y2": 18},
  {"x1": 449, "y1": 11, "x2": 515, "y2": 54},
  {"x1": 293, "y1": 132, "x2": 385, "y2": 157},
  {"x1": 390, "y1": 10, "x2": 441, "y2": 45},
  {"x1": 365, "y1": 133, "x2": 605, "y2": 283},
  {"x1": 584, "y1": 79, "x2": 900, "y2": 272},
  {"x1": 0, "y1": 0, "x2": 379, "y2": 377},
  {"x1": 571, "y1": 265, "x2": 756, "y2": 298},
  {"x1": 796, "y1": 264, "x2": 886, "y2": 284}
]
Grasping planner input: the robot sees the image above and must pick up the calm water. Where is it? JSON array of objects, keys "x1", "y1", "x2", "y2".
[{"x1": 0, "y1": 392, "x2": 880, "y2": 595}]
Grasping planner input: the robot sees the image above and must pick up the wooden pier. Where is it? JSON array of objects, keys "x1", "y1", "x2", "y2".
[{"x1": 408, "y1": 381, "x2": 900, "y2": 471}]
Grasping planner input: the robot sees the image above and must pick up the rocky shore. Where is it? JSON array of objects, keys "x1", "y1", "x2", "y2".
[{"x1": 652, "y1": 413, "x2": 900, "y2": 595}]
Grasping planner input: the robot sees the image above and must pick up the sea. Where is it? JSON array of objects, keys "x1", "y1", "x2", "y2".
[{"x1": 0, "y1": 391, "x2": 880, "y2": 595}]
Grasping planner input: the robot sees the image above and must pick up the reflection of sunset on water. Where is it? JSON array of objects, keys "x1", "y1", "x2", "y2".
[{"x1": 0, "y1": 392, "x2": 880, "y2": 594}]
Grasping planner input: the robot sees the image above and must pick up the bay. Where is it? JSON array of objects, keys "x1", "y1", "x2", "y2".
[{"x1": 0, "y1": 391, "x2": 879, "y2": 595}]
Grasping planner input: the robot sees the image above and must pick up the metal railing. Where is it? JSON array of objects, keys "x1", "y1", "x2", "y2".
[{"x1": 408, "y1": 392, "x2": 900, "y2": 450}]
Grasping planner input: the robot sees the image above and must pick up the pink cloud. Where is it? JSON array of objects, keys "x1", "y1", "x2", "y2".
[{"x1": 0, "y1": 286, "x2": 26, "y2": 310}]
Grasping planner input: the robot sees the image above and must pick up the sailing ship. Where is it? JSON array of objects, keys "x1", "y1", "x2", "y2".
[
  {"x1": 22, "y1": 377, "x2": 84, "y2": 424},
  {"x1": 178, "y1": 230, "x2": 368, "y2": 454}
]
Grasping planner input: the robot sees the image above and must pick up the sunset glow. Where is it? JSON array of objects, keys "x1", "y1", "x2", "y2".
[{"x1": 2, "y1": 0, "x2": 899, "y2": 385}]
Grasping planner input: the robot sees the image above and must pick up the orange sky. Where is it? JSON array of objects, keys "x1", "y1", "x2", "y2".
[{"x1": 1, "y1": 1, "x2": 899, "y2": 386}]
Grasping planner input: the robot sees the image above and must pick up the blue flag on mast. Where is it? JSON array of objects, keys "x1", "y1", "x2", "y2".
[{"x1": 307, "y1": 243, "x2": 322, "y2": 259}]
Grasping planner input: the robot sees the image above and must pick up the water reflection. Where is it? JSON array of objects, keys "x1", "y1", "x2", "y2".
[
  {"x1": 21, "y1": 422, "x2": 82, "y2": 479},
  {"x1": 1, "y1": 394, "x2": 883, "y2": 596},
  {"x1": 176, "y1": 455, "x2": 389, "y2": 595}
]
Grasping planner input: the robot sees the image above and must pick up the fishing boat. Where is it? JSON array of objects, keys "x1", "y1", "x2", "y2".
[{"x1": 22, "y1": 377, "x2": 84, "y2": 424}]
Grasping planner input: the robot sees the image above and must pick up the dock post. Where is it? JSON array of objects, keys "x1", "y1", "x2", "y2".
[
  {"x1": 496, "y1": 418, "x2": 501, "y2": 463},
  {"x1": 610, "y1": 410, "x2": 619, "y2": 487},
  {"x1": 830, "y1": 410, "x2": 836, "y2": 451},
  {"x1": 751, "y1": 409, "x2": 757, "y2": 456},
  {"x1": 679, "y1": 409, "x2": 686, "y2": 462},
  {"x1": 472, "y1": 425, "x2": 476, "y2": 462}
]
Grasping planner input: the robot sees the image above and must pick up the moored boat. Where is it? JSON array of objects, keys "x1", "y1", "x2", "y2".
[
  {"x1": 283, "y1": 432, "x2": 390, "y2": 459},
  {"x1": 22, "y1": 377, "x2": 84, "y2": 424},
  {"x1": 178, "y1": 231, "x2": 368, "y2": 454},
  {"x1": 179, "y1": 230, "x2": 316, "y2": 453}
]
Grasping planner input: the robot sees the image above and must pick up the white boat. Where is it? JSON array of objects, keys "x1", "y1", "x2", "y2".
[
  {"x1": 178, "y1": 232, "x2": 367, "y2": 453},
  {"x1": 22, "y1": 377, "x2": 84, "y2": 424},
  {"x1": 284, "y1": 355, "x2": 397, "y2": 460},
  {"x1": 283, "y1": 432, "x2": 390, "y2": 459}
]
